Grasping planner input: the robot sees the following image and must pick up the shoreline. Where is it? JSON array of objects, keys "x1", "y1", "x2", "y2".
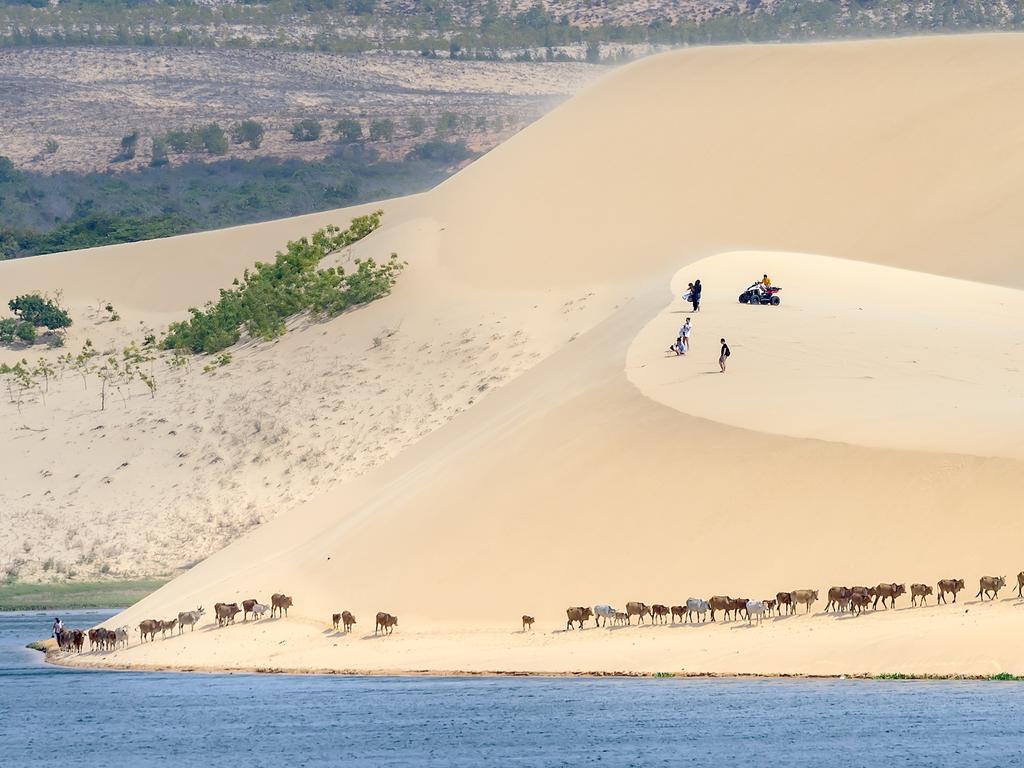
[{"x1": 38, "y1": 649, "x2": 1023, "y2": 682}]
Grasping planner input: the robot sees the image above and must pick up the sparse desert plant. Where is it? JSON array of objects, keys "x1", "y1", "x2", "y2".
[
  {"x1": 32, "y1": 356, "x2": 55, "y2": 396},
  {"x1": 43, "y1": 138, "x2": 59, "y2": 155},
  {"x1": 104, "y1": 302, "x2": 120, "y2": 321},
  {"x1": 68, "y1": 339, "x2": 98, "y2": 387},
  {"x1": 0, "y1": 358, "x2": 37, "y2": 412}
]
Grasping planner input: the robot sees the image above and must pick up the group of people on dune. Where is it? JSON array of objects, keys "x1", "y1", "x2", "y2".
[{"x1": 670, "y1": 275, "x2": 748, "y2": 372}]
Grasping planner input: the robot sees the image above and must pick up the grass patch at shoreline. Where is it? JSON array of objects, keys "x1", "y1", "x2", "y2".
[
  {"x1": 873, "y1": 672, "x2": 1022, "y2": 681},
  {"x1": 0, "y1": 579, "x2": 167, "y2": 611}
]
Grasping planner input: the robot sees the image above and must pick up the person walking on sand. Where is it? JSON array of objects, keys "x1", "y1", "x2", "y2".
[
  {"x1": 692, "y1": 279, "x2": 702, "y2": 312},
  {"x1": 52, "y1": 617, "x2": 63, "y2": 639},
  {"x1": 719, "y1": 338, "x2": 730, "y2": 372},
  {"x1": 681, "y1": 318, "x2": 692, "y2": 354}
]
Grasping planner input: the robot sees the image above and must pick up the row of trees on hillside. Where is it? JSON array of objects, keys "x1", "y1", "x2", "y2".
[{"x1": 107, "y1": 112, "x2": 499, "y2": 166}]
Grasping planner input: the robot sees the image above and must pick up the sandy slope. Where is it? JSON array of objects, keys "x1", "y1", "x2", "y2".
[{"x1": 5, "y1": 34, "x2": 1024, "y2": 675}]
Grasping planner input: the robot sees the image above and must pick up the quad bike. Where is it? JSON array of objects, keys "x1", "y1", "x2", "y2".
[{"x1": 738, "y1": 282, "x2": 781, "y2": 306}]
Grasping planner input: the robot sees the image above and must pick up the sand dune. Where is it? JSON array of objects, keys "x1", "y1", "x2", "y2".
[{"x1": 5, "y1": 34, "x2": 1024, "y2": 676}]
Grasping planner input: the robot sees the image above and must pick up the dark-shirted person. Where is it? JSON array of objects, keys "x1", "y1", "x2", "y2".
[{"x1": 719, "y1": 338, "x2": 730, "y2": 372}]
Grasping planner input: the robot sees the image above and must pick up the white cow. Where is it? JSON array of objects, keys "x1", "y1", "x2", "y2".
[
  {"x1": 746, "y1": 600, "x2": 766, "y2": 626},
  {"x1": 114, "y1": 626, "x2": 130, "y2": 649},
  {"x1": 251, "y1": 602, "x2": 271, "y2": 619},
  {"x1": 593, "y1": 604, "x2": 617, "y2": 627},
  {"x1": 685, "y1": 598, "x2": 709, "y2": 623}
]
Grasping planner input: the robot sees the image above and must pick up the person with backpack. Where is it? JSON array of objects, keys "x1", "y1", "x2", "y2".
[{"x1": 719, "y1": 338, "x2": 730, "y2": 372}]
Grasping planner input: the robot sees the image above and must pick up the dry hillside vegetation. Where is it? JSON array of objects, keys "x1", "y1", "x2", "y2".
[{"x1": 0, "y1": 47, "x2": 599, "y2": 174}]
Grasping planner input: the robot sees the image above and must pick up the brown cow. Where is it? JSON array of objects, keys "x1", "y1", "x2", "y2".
[
  {"x1": 625, "y1": 602, "x2": 651, "y2": 625},
  {"x1": 159, "y1": 619, "x2": 177, "y2": 638},
  {"x1": 242, "y1": 599, "x2": 259, "y2": 621},
  {"x1": 825, "y1": 587, "x2": 851, "y2": 613},
  {"x1": 215, "y1": 602, "x2": 241, "y2": 626},
  {"x1": 88, "y1": 628, "x2": 102, "y2": 651},
  {"x1": 850, "y1": 592, "x2": 872, "y2": 616},
  {"x1": 708, "y1": 596, "x2": 732, "y2": 622},
  {"x1": 910, "y1": 584, "x2": 933, "y2": 607},
  {"x1": 271, "y1": 593, "x2": 293, "y2": 618},
  {"x1": 670, "y1": 605, "x2": 686, "y2": 624},
  {"x1": 650, "y1": 604, "x2": 670, "y2": 624},
  {"x1": 565, "y1": 606, "x2": 593, "y2": 630},
  {"x1": 332, "y1": 613, "x2": 342, "y2": 630},
  {"x1": 341, "y1": 611, "x2": 356, "y2": 633},
  {"x1": 764, "y1": 598, "x2": 778, "y2": 617},
  {"x1": 792, "y1": 589, "x2": 818, "y2": 613},
  {"x1": 976, "y1": 576, "x2": 1006, "y2": 601},
  {"x1": 727, "y1": 597, "x2": 749, "y2": 621},
  {"x1": 936, "y1": 578, "x2": 965, "y2": 604},
  {"x1": 873, "y1": 583, "x2": 906, "y2": 610},
  {"x1": 613, "y1": 611, "x2": 629, "y2": 626},
  {"x1": 775, "y1": 592, "x2": 794, "y2": 615},
  {"x1": 522, "y1": 615, "x2": 534, "y2": 631},
  {"x1": 375, "y1": 612, "x2": 398, "y2": 635},
  {"x1": 138, "y1": 619, "x2": 160, "y2": 643},
  {"x1": 1016, "y1": 572, "x2": 1024, "y2": 599}
]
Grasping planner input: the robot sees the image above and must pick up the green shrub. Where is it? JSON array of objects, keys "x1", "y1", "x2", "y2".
[
  {"x1": 43, "y1": 139, "x2": 60, "y2": 155},
  {"x1": 369, "y1": 118, "x2": 395, "y2": 142},
  {"x1": 291, "y1": 119, "x2": 322, "y2": 142},
  {"x1": 150, "y1": 136, "x2": 169, "y2": 167},
  {"x1": 9, "y1": 293, "x2": 72, "y2": 329},
  {"x1": 408, "y1": 140, "x2": 472, "y2": 163},
  {"x1": 202, "y1": 124, "x2": 229, "y2": 155},
  {"x1": 15, "y1": 322, "x2": 36, "y2": 344},
  {"x1": 0, "y1": 318, "x2": 17, "y2": 343},
  {"x1": 406, "y1": 115, "x2": 427, "y2": 136},
  {"x1": 333, "y1": 118, "x2": 362, "y2": 143},
  {"x1": 231, "y1": 119, "x2": 264, "y2": 149},
  {"x1": 118, "y1": 131, "x2": 139, "y2": 161},
  {"x1": 162, "y1": 211, "x2": 403, "y2": 354},
  {"x1": 0, "y1": 155, "x2": 17, "y2": 182},
  {"x1": 436, "y1": 111, "x2": 459, "y2": 135}
]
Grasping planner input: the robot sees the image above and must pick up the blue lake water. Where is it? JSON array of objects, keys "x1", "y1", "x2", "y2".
[{"x1": 1, "y1": 610, "x2": 1022, "y2": 767}]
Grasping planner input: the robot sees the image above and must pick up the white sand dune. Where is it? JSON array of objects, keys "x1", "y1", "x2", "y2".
[{"x1": 6, "y1": 34, "x2": 1024, "y2": 676}]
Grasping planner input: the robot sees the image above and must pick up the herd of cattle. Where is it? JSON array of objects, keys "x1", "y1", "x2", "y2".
[
  {"x1": 558, "y1": 575, "x2": 1019, "y2": 630},
  {"x1": 53, "y1": 574, "x2": 1021, "y2": 653},
  {"x1": 54, "y1": 593, "x2": 404, "y2": 654}
]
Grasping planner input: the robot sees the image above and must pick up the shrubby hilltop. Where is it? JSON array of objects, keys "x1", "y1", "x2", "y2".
[{"x1": 1, "y1": 0, "x2": 1021, "y2": 52}]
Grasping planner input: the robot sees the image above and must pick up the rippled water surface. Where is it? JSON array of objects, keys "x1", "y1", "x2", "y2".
[{"x1": 1, "y1": 610, "x2": 1022, "y2": 767}]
